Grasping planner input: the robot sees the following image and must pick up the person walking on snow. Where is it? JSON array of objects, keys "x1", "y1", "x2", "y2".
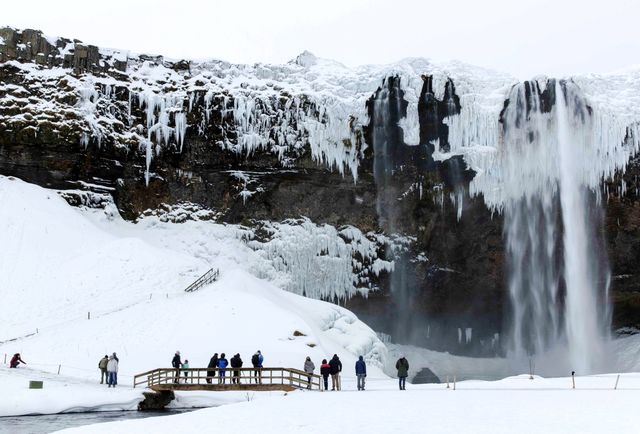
[
  {"x1": 106, "y1": 354, "x2": 119, "y2": 387},
  {"x1": 230, "y1": 353, "x2": 243, "y2": 384},
  {"x1": 207, "y1": 353, "x2": 219, "y2": 384},
  {"x1": 98, "y1": 355, "x2": 109, "y2": 384},
  {"x1": 251, "y1": 350, "x2": 263, "y2": 384},
  {"x1": 320, "y1": 359, "x2": 331, "y2": 391},
  {"x1": 396, "y1": 356, "x2": 409, "y2": 390},
  {"x1": 172, "y1": 351, "x2": 182, "y2": 384},
  {"x1": 329, "y1": 354, "x2": 342, "y2": 391},
  {"x1": 304, "y1": 356, "x2": 315, "y2": 389},
  {"x1": 9, "y1": 353, "x2": 26, "y2": 368},
  {"x1": 217, "y1": 353, "x2": 229, "y2": 384},
  {"x1": 355, "y1": 355, "x2": 367, "y2": 391}
]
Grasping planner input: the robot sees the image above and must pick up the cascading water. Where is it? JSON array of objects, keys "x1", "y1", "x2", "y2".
[
  {"x1": 372, "y1": 77, "x2": 404, "y2": 229},
  {"x1": 503, "y1": 80, "x2": 610, "y2": 373},
  {"x1": 370, "y1": 77, "x2": 417, "y2": 341}
]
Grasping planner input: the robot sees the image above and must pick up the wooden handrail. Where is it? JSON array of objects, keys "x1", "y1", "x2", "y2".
[
  {"x1": 133, "y1": 367, "x2": 323, "y2": 391},
  {"x1": 184, "y1": 268, "x2": 219, "y2": 293}
]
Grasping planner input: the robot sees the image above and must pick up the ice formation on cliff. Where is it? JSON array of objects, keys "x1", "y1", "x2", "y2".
[{"x1": 245, "y1": 218, "x2": 394, "y2": 301}]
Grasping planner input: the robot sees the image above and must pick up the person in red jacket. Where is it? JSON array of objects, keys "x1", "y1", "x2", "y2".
[
  {"x1": 320, "y1": 359, "x2": 331, "y2": 391},
  {"x1": 10, "y1": 353, "x2": 26, "y2": 368}
]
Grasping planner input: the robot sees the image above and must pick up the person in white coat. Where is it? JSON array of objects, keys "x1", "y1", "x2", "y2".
[
  {"x1": 107, "y1": 354, "x2": 119, "y2": 387},
  {"x1": 303, "y1": 356, "x2": 315, "y2": 389}
]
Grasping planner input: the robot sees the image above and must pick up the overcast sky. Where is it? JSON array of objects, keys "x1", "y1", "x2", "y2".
[{"x1": 2, "y1": 0, "x2": 639, "y2": 79}]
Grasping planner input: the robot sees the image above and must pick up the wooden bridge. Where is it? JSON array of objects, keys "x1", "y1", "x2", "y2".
[{"x1": 133, "y1": 367, "x2": 324, "y2": 392}]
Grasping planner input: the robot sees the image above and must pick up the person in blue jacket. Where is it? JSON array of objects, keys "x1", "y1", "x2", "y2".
[
  {"x1": 217, "y1": 353, "x2": 229, "y2": 384},
  {"x1": 355, "y1": 355, "x2": 367, "y2": 391}
]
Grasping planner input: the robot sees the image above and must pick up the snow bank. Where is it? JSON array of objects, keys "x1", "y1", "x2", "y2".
[
  {"x1": 0, "y1": 366, "x2": 143, "y2": 417},
  {"x1": 0, "y1": 176, "x2": 204, "y2": 341},
  {"x1": 53, "y1": 374, "x2": 640, "y2": 434}
]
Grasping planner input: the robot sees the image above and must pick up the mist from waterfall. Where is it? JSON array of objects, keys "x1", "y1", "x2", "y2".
[{"x1": 504, "y1": 80, "x2": 611, "y2": 374}]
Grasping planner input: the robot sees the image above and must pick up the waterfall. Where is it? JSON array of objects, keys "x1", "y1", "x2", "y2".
[
  {"x1": 504, "y1": 80, "x2": 610, "y2": 373},
  {"x1": 372, "y1": 77, "x2": 403, "y2": 230},
  {"x1": 371, "y1": 78, "x2": 417, "y2": 342}
]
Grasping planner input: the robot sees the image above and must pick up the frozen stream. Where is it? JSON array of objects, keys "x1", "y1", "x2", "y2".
[{"x1": 0, "y1": 409, "x2": 195, "y2": 434}]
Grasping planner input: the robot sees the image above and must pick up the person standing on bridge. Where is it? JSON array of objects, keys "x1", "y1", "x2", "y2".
[
  {"x1": 98, "y1": 355, "x2": 109, "y2": 384},
  {"x1": 304, "y1": 356, "x2": 315, "y2": 389},
  {"x1": 355, "y1": 355, "x2": 367, "y2": 391},
  {"x1": 230, "y1": 353, "x2": 243, "y2": 384},
  {"x1": 207, "y1": 353, "x2": 219, "y2": 384},
  {"x1": 172, "y1": 351, "x2": 182, "y2": 384},
  {"x1": 182, "y1": 359, "x2": 190, "y2": 383},
  {"x1": 217, "y1": 353, "x2": 228, "y2": 384},
  {"x1": 106, "y1": 354, "x2": 118, "y2": 387},
  {"x1": 329, "y1": 354, "x2": 342, "y2": 391},
  {"x1": 320, "y1": 359, "x2": 331, "y2": 391},
  {"x1": 251, "y1": 350, "x2": 263, "y2": 384},
  {"x1": 396, "y1": 356, "x2": 409, "y2": 390}
]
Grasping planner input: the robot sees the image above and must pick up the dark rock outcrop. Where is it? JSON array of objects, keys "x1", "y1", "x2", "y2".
[
  {"x1": 412, "y1": 367, "x2": 441, "y2": 384},
  {"x1": 138, "y1": 390, "x2": 175, "y2": 411}
]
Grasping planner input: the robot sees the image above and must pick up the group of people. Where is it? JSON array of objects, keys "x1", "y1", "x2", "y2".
[
  {"x1": 309, "y1": 354, "x2": 409, "y2": 391},
  {"x1": 98, "y1": 353, "x2": 119, "y2": 387},
  {"x1": 91, "y1": 350, "x2": 410, "y2": 391},
  {"x1": 171, "y1": 350, "x2": 265, "y2": 384}
]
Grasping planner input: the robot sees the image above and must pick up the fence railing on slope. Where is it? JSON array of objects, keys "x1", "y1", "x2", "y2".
[
  {"x1": 134, "y1": 367, "x2": 323, "y2": 391},
  {"x1": 184, "y1": 268, "x2": 220, "y2": 293}
]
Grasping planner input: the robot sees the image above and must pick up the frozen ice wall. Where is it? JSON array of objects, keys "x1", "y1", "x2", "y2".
[{"x1": 246, "y1": 218, "x2": 394, "y2": 302}]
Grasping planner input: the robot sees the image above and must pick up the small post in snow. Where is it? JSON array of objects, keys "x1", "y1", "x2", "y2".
[
  {"x1": 446, "y1": 375, "x2": 450, "y2": 389},
  {"x1": 149, "y1": 293, "x2": 152, "y2": 300},
  {"x1": 36, "y1": 328, "x2": 38, "y2": 334},
  {"x1": 3, "y1": 354, "x2": 6, "y2": 364},
  {"x1": 57, "y1": 364, "x2": 61, "y2": 375},
  {"x1": 529, "y1": 358, "x2": 534, "y2": 380},
  {"x1": 87, "y1": 312, "x2": 91, "y2": 320},
  {"x1": 453, "y1": 375, "x2": 456, "y2": 390},
  {"x1": 571, "y1": 371, "x2": 575, "y2": 389},
  {"x1": 614, "y1": 374, "x2": 620, "y2": 390}
]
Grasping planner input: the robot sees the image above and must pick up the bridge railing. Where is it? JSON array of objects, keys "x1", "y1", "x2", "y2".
[
  {"x1": 184, "y1": 268, "x2": 219, "y2": 293},
  {"x1": 134, "y1": 367, "x2": 323, "y2": 390}
]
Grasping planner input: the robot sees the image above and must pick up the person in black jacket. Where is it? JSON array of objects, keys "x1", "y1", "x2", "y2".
[
  {"x1": 328, "y1": 354, "x2": 342, "y2": 391},
  {"x1": 172, "y1": 351, "x2": 181, "y2": 384},
  {"x1": 206, "y1": 353, "x2": 219, "y2": 384},
  {"x1": 230, "y1": 353, "x2": 243, "y2": 384}
]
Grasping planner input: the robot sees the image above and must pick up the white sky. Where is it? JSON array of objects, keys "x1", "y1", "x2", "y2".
[{"x1": 2, "y1": 0, "x2": 639, "y2": 79}]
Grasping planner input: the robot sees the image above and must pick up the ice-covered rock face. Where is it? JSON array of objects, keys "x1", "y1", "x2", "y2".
[
  {"x1": 4, "y1": 27, "x2": 640, "y2": 361},
  {"x1": 0, "y1": 28, "x2": 518, "y2": 187}
]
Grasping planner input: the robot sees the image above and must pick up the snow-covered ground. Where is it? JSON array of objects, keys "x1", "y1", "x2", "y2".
[
  {"x1": 3, "y1": 175, "x2": 640, "y2": 432},
  {"x1": 0, "y1": 175, "x2": 386, "y2": 417},
  {"x1": 52, "y1": 374, "x2": 640, "y2": 434},
  {"x1": 0, "y1": 364, "x2": 279, "y2": 417}
]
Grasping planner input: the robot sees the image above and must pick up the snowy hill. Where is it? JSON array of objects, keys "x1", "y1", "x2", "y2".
[{"x1": 0, "y1": 176, "x2": 387, "y2": 386}]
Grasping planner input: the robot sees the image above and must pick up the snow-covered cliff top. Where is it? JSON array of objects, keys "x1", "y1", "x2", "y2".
[{"x1": 2, "y1": 27, "x2": 640, "y2": 207}]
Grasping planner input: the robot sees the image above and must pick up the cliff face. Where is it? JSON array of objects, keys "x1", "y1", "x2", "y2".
[{"x1": 1, "y1": 28, "x2": 639, "y2": 356}]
